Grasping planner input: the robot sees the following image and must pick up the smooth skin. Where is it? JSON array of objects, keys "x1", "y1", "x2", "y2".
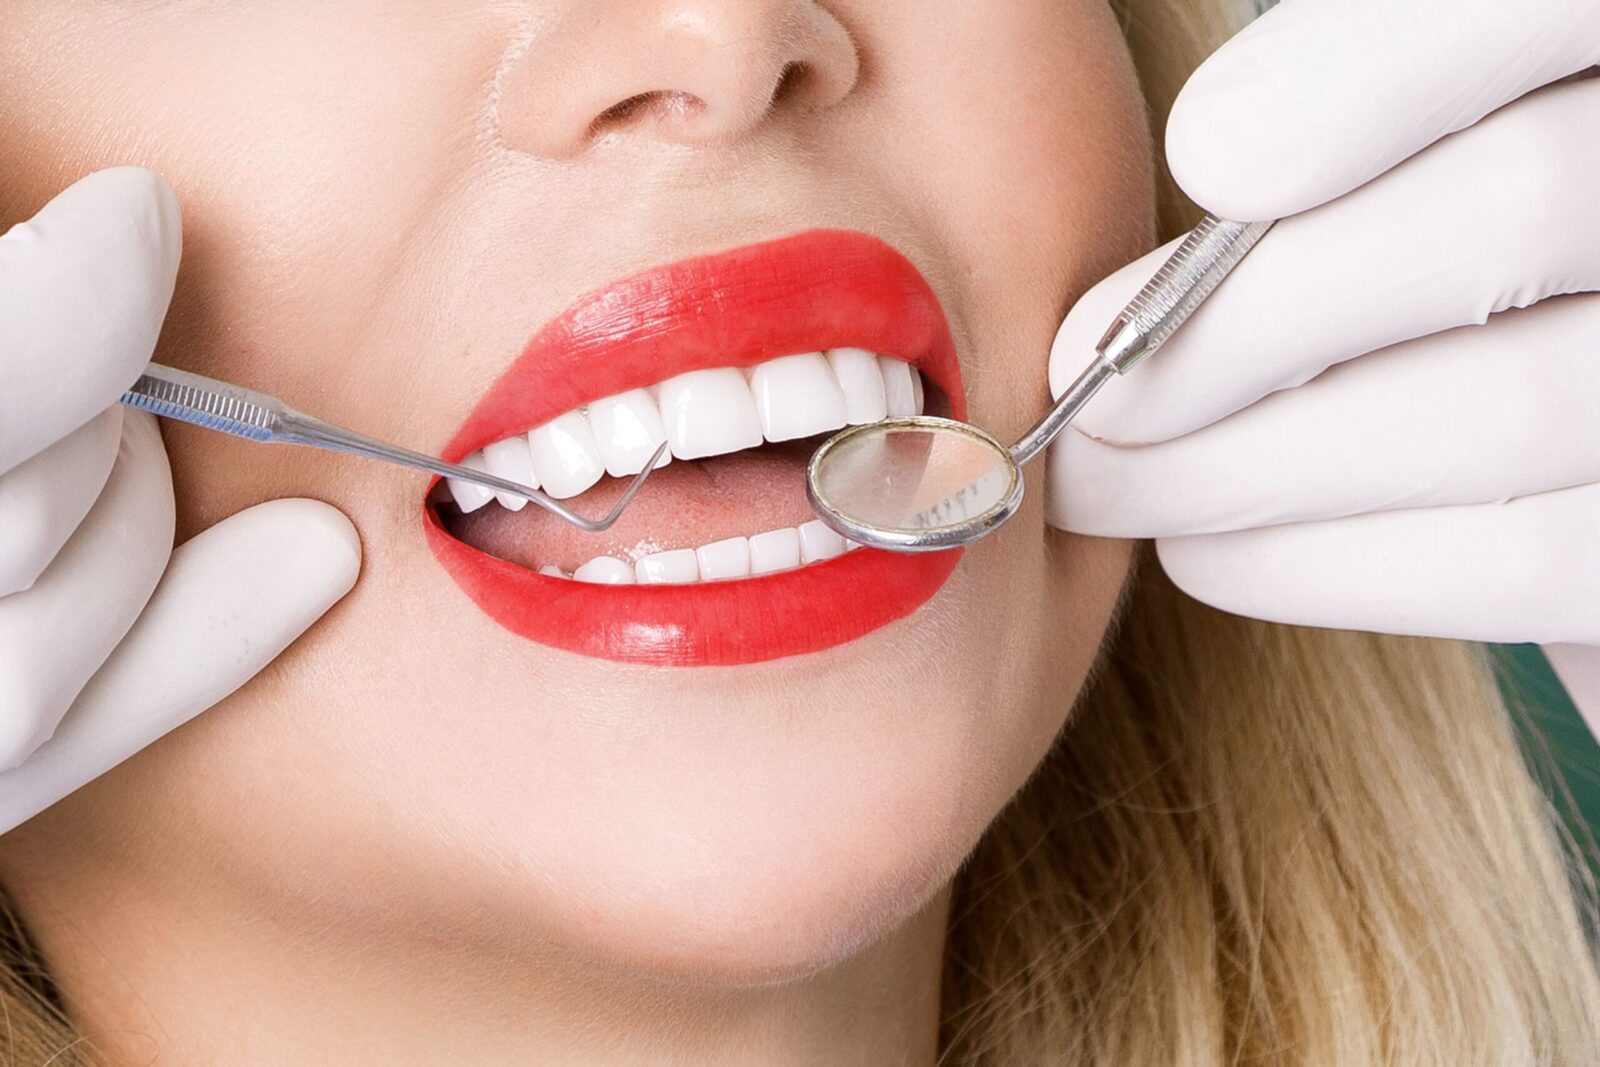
[{"x1": 0, "y1": 2, "x2": 1149, "y2": 1063}]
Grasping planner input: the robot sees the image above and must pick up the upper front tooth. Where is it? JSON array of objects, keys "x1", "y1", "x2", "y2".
[
  {"x1": 881, "y1": 358, "x2": 920, "y2": 417},
  {"x1": 827, "y1": 348, "x2": 889, "y2": 425},
  {"x1": 587, "y1": 389, "x2": 673, "y2": 477},
  {"x1": 482, "y1": 435, "x2": 538, "y2": 511},
  {"x1": 447, "y1": 451, "x2": 495, "y2": 514},
  {"x1": 750, "y1": 353, "x2": 848, "y2": 442},
  {"x1": 659, "y1": 368, "x2": 763, "y2": 460},
  {"x1": 528, "y1": 411, "x2": 605, "y2": 499}
]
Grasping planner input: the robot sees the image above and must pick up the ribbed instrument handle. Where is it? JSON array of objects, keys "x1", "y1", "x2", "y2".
[
  {"x1": 121, "y1": 364, "x2": 287, "y2": 442},
  {"x1": 1098, "y1": 215, "x2": 1274, "y2": 374}
]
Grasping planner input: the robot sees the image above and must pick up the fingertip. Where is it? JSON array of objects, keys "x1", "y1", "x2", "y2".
[
  {"x1": 1156, "y1": 532, "x2": 1275, "y2": 625},
  {"x1": 35, "y1": 166, "x2": 183, "y2": 291},
  {"x1": 244, "y1": 497, "x2": 363, "y2": 600},
  {"x1": 1153, "y1": 534, "x2": 1225, "y2": 610},
  {"x1": 1165, "y1": 55, "x2": 1297, "y2": 223}
]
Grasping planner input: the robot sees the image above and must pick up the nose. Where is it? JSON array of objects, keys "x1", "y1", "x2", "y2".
[{"x1": 496, "y1": 1, "x2": 860, "y2": 158}]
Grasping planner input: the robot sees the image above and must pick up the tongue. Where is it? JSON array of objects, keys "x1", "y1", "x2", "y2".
[{"x1": 441, "y1": 442, "x2": 820, "y2": 573}]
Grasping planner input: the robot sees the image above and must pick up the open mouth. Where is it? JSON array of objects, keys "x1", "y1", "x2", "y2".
[{"x1": 424, "y1": 230, "x2": 966, "y2": 667}]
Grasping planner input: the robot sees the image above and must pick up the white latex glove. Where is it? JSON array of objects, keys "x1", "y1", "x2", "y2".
[
  {"x1": 0, "y1": 167, "x2": 361, "y2": 833},
  {"x1": 1046, "y1": 0, "x2": 1600, "y2": 729}
]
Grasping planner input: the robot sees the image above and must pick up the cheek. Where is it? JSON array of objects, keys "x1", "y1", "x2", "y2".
[
  {"x1": 858, "y1": 0, "x2": 1156, "y2": 437},
  {"x1": 0, "y1": 3, "x2": 501, "y2": 536}
]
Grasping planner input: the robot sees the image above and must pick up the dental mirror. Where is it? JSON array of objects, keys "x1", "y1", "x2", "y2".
[{"x1": 807, "y1": 215, "x2": 1274, "y2": 552}]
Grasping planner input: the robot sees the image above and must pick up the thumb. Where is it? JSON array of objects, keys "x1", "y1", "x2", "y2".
[{"x1": 0, "y1": 498, "x2": 360, "y2": 832}]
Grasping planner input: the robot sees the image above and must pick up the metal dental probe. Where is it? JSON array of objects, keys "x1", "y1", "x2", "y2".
[{"x1": 121, "y1": 362, "x2": 666, "y2": 533}]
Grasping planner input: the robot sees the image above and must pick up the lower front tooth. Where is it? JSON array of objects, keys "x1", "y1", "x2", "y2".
[
  {"x1": 696, "y1": 536, "x2": 751, "y2": 581},
  {"x1": 749, "y1": 527, "x2": 801, "y2": 575},
  {"x1": 482, "y1": 436, "x2": 538, "y2": 511},
  {"x1": 573, "y1": 556, "x2": 635, "y2": 584},
  {"x1": 798, "y1": 520, "x2": 846, "y2": 563},
  {"x1": 635, "y1": 549, "x2": 699, "y2": 585}
]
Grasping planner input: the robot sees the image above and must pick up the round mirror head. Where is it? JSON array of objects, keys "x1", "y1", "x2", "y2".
[{"x1": 806, "y1": 416, "x2": 1022, "y2": 552}]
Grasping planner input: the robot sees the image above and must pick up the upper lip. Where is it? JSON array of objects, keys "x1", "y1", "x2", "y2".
[{"x1": 438, "y1": 228, "x2": 966, "y2": 467}]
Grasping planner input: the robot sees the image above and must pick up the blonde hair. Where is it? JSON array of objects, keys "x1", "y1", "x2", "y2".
[
  {"x1": 938, "y1": 3, "x2": 1600, "y2": 1061},
  {"x1": 6, "y1": 2, "x2": 1600, "y2": 1064}
]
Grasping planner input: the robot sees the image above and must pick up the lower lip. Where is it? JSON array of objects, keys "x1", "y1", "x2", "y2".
[{"x1": 425, "y1": 512, "x2": 960, "y2": 667}]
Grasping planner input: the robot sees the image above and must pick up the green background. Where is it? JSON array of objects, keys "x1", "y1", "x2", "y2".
[{"x1": 1502, "y1": 647, "x2": 1600, "y2": 879}]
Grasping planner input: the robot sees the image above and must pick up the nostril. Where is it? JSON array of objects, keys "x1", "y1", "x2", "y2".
[
  {"x1": 588, "y1": 90, "x2": 707, "y2": 138},
  {"x1": 771, "y1": 61, "x2": 810, "y2": 107}
]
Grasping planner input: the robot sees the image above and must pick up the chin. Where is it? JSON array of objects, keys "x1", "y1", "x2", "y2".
[{"x1": 519, "y1": 788, "x2": 978, "y2": 986}]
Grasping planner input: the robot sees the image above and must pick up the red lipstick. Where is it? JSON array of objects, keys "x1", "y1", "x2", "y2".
[{"x1": 425, "y1": 230, "x2": 965, "y2": 667}]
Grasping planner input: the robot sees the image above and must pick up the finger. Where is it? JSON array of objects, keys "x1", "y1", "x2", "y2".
[
  {"x1": 0, "y1": 410, "x2": 173, "y2": 770},
  {"x1": 0, "y1": 166, "x2": 182, "y2": 475},
  {"x1": 1166, "y1": 0, "x2": 1600, "y2": 220},
  {"x1": 1052, "y1": 295, "x2": 1600, "y2": 538},
  {"x1": 0, "y1": 499, "x2": 360, "y2": 833},
  {"x1": 1056, "y1": 76, "x2": 1600, "y2": 447},
  {"x1": 1153, "y1": 481, "x2": 1600, "y2": 646},
  {"x1": 0, "y1": 407, "x2": 123, "y2": 595}
]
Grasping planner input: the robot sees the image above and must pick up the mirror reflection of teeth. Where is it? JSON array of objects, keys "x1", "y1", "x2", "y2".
[
  {"x1": 444, "y1": 349, "x2": 926, "y2": 515},
  {"x1": 545, "y1": 519, "x2": 862, "y2": 586}
]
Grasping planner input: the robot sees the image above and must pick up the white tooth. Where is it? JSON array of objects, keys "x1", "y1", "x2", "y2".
[
  {"x1": 573, "y1": 556, "x2": 635, "y2": 585},
  {"x1": 528, "y1": 411, "x2": 605, "y2": 499},
  {"x1": 827, "y1": 348, "x2": 889, "y2": 425},
  {"x1": 910, "y1": 367, "x2": 925, "y2": 414},
  {"x1": 843, "y1": 538, "x2": 863, "y2": 551},
  {"x1": 749, "y1": 527, "x2": 801, "y2": 575},
  {"x1": 588, "y1": 389, "x2": 673, "y2": 477},
  {"x1": 659, "y1": 368, "x2": 763, "y2": 460},
  {"x1": 538, "y1": 564, "x2": 569, "y2": 579},
  {"x1": 798, "y1": 520, "x2": 846, "y2": 564},
  {"x1": 482, "y1": 435, "x2": 538, "y2": 511},
  {"x1": 750, "y1": 353, "x2": 848, "y2": 442},
  {"x1": 635, "y1": 548, "x2": 700, "y2": 585},
  {"x1": 696, "y1": 536, "x2": 751, "y2": 581},
  {"x1": 446, "y1": 452, "x2": 495, "y2": 514},
  {"x1": 880, "y1": 357, "x2": 919, "y2": 417}
]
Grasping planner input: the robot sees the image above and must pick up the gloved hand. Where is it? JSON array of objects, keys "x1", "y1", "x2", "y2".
[
  {"x1": 0, "y1": 167, "x2": 361, "y2": 832},
  {"x1": 1046, "y1": 0, "x2": 1600, "y2": 727}
]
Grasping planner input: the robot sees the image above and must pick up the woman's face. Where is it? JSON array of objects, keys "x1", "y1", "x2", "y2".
[{"x1": 1, "y1": 1, "x2": 1149, "y2": 980}]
